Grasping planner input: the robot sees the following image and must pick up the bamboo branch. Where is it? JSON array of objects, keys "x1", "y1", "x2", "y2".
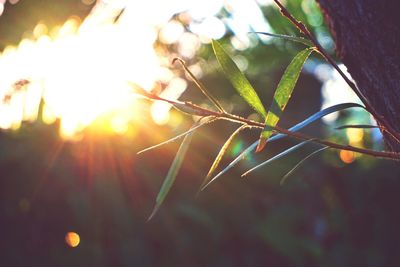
[
  {"x1": 272, "y1": 0, "x2": 400, "y2": 144},
  {"x1": 136, "y1": 90, "x2": 400, "y2": 161}
]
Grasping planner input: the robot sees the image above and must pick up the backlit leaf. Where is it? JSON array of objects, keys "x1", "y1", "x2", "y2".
[
  {"x1": 257, "y1": 47, "x2": 314, "y2": 152},
  {"x1": 201, "y1": 103, "x2": 364, "y2": 190},
  {"x1": 148, "y1": 124, "x2": 196, "y2": 220},
  {"x1": 200, "y1": 124, "x2": 248, "y2": 190},
  {"x1": 241, "y1": 139, "x2": 314, "y2": 177},
  {"x1": 212, "y1": 40, "x2": 267, "y2": 117}
]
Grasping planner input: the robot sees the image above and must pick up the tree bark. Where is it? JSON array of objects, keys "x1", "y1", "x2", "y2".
[{"x1": 317, "y1": 0, "x2": 400, "y2": 151}]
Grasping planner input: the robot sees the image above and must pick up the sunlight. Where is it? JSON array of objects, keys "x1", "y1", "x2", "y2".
[
  {"x1": 0, "y1": 0, "x2": 273, "y2": 138},
  {"x1": 0, "y1": 1, "x2": 172, "y2": 138}
]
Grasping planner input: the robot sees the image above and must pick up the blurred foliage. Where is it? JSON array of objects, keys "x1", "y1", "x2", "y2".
[
  {"x1": 0, "y1": 1, "x2": 400, "y2": 267},
  {"x1": 0, "y1": 0, "x2": 94, "y2": 49}
]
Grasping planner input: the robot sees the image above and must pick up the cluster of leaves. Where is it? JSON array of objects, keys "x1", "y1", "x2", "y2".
[{"x1": 138, "y1": 31, "x2": 374, "y2": 220}]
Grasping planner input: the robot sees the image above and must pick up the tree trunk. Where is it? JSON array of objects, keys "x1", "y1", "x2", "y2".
[{"x1": 317, "y1": 0, "x2": 400, "y2": 151}]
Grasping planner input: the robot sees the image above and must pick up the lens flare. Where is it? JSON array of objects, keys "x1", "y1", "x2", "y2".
[{"x1": 0, "y1": 1, "x2": 177, "y2": 138}]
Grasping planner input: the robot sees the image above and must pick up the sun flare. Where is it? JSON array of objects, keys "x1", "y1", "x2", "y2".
[
  {"x1": 0, "y1": 0, "x2": 274, "y2": 139},
  {"x1": 0, "y1": 1, "x2": 179, "y2": 138}
]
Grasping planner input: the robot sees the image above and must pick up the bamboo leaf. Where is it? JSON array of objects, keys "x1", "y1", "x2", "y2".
[
  {"x1": 280, "y1": 146, "x2": 328, "y2": 185},
  {"x1": 200, "y1": 124, "x2": 248, "y2": 190},
  {"x1": 335, "y1": 124, "x2": 378, "y2": 130},
  {"x1": 148, "y1": 125, "x2": 196, "y2": 220},
  {"x1": 202, "y1": 103, "x2": 363, "y2": 190},
  {"x1": 212, "y1": 40, "x2": 267, "y2": 117},
  {"x1": 252, "y1": 32, "x2": 313, "y2": 46},
  {"x1": 242, "y1": 139, "x2": 314, "y2": 177},
  {"x1": 257, "y1": 47, "x2": 314, "y2": 152},
  {"x1": 137, "y1": 117, "x2": 217, "y2": 155}
]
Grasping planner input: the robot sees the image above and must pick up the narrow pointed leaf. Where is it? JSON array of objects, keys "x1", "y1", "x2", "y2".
[
  {"x1": 280, "y1": 146, "x2": 328, "y2": 185},
  {"x1": 212, "y1": 40, "x2": 267, "y2": 117},
  {"x1": 257, "y1": 47, "x2": 314, "y2": 152},
  {"x1": 148, "y1": 126, "x2": 195, "y2": 220},
  {"x1": 252, "y1": 32, "x2": 313, "y2": 46},
  {"x1": 335, "y1": 124, "x2": 378, "y2": 130},
  {"x1": 138, "y1": 117, "x2": 217, "y2": 155},
  {"x1": 202, "y1": 103, "x2": 363, "y2": 189},
  {"x1": 242, "y1": 139, "x2": 313, "y2": 177},
  {"x1": 200, "y1": 124, "x2": 248, "y2": 190}
]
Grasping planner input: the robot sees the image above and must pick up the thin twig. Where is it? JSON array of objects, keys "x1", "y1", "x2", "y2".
[
  {"x1": 173, "y1": 58, "x2": 226, "y2": 113},
  {"x1": 137, "y1": 117, "x2": 219, "y2": 154},
  {"x1": 272, "y1": 0, "x2": 400, "y2": 144}
]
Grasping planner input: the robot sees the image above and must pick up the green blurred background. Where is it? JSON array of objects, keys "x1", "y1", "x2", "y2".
[{"x1": 1, "y1": 1, "x2": 400, "y2": 266}]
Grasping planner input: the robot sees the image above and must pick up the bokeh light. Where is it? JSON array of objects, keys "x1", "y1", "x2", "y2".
[
  {"x1": 346, "y1": 128, "x2": 364, "y2": 146},
  {"x1": 339, "y1": 149, "x2": 356, "y2": 164},
  {"x1": 65, "y1": 232, "x2": 80, "y2": 248}
]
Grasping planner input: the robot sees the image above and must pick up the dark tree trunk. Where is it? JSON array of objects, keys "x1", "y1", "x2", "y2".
[{"x1": 317, "y1": 0, "x2": 400, "y2": 151}]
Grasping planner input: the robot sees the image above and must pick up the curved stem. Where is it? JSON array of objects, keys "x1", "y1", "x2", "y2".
[
  {"x1": 272, "y1": 0, "x2": 400, "y2": 144},
  {"x1": 137, "y1": 90, "x2": 400, "y2": 161},
  {"x1": 173, "y1": 58, "x2": 226, "y2": 113}
]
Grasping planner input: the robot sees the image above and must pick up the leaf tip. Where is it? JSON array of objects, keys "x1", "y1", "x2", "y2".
[
  {"x1": 136, "y1": 149, "x2": 145, "y2": 155},
  {"x1": 200, "y1": 177, "x2": 215, "y2": 191},
  {"x1": 198, "y1": 174, "x2": 211, "y2": 193},
  {"x1": 147, "y1": 205, "x2": 159, "y2": 221},
  {"x1": 200, "y1": 184, "x2": 208, "y2": 192},
  {"x1": 256, "y1": 139, "x2": 267, "y2": 153}
]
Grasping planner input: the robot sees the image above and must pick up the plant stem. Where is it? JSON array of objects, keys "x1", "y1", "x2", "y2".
[
  {"x1": 272, "y1": 0, "x2": 400, "y2": 144},
  {"x1": 173, "y1": 58, "x2": 226, "y2": 113},
  {"x1": 138, "y1": 91, "x2": 400, "y2": 161},
  {"x1": 221, "y1": 113, "x2": 400, "y2": 161}
]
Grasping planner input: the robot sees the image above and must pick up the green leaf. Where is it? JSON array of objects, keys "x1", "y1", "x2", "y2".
[
  {"x1": 257, "y1": 47, "x2": 314, "y2": 152},
  {"x1": 200, "y1": 124, "x2": 248, "y2": 190},
  {"x1": 241, "y1": 139, "x2": 313, "y2": 177},
  {"x1": 212, "y1": 40, "x2": 267, "y2": 117},
  {"x1": 280, "y1": 146, "x2": 328, "y2": 185},
  {"x1": 201, "y1": 103, "x2": 364, "y2": 190},
  {"x1": 252, "y1": 32, "x2": 313, "y2": 46},
  {"x1": 148, "y1": 124, "x2": 196, "y2": 220}
]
